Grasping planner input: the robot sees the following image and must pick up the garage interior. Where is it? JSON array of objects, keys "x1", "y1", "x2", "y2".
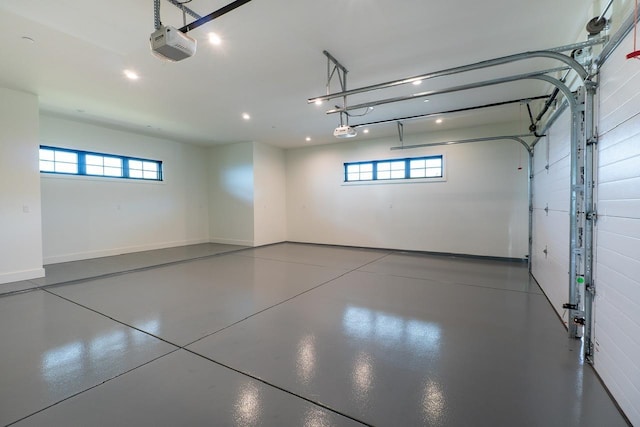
[{"x1": 0, "y1": 0, "x2": 638, "y2": 426}]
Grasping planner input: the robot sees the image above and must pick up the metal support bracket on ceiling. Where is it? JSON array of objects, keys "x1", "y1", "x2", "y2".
[
  {"x1": 165, "y1": 0, "x2": 202, "y2": 20},
  {"x1": 179, "y1": 0, "x2": 253, "y2": 33},
  {"x1": 322, "y1": 50, "x2": 350, "y2": 126},
  {"x1": 323, "y1": 50, "x2": 348, "y2": 95},
  {"x1": 154, "y1": 0, "x2": 253, "y2": 32},
  {"x1": 397, "y1": 122, "x2": 404, "y2": 143}
]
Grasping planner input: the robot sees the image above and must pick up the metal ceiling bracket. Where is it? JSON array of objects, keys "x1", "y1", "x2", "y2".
[
  {"x1": 397, "y1": 122, "x2": 404, "y2": 143},
  {"x1": 165, "y1": 0, "x2": 202, "y2": 20},
  {"x1": 157, "y1": 0, "x2": 245, "y2": 32},
  {"x1": 323, "y1": 50, "x2": 348, "y2": 94},
  {"x1": 321, "y1": 50, "x2": 350, "y2": 125},
  {"x1": 155, "y1": 0, "x2": 203, "y2": 30},
  {"x1": 179, "y1": 0, "x2": 253, "y2": 33}
]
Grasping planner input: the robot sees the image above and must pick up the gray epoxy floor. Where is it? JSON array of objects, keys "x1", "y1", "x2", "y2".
[{"x1": 0, "y1": 243, "x2": 629, "y2": 426}]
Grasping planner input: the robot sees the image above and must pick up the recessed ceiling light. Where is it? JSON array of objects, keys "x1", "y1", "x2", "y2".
[
  {"x1": 435, "y1": 118, "x2": 443, "y2": 124},
  {"x1": 208, "y1": 32, "x2": 222, "y2": 45},
  {"x1": 363, "y1": 129, "x2": 369, "y2": 134},
  {"x1": 412, "y1": 80, "x2": 422, "y2": 86},
  {"x1": 123, "y1": 69, "x2": 139, "y2": 80},
  {"x1": 242, "y1": 113, "x2": 251, "y2": 120},
  {"x1": 305, "y1": 137, "x2": 311, "y2": 142},
  {"x1": 423, "y1": 99, "x2": 430, "y2": 103}
]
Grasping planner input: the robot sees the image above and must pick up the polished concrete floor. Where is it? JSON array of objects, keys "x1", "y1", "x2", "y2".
[{"x1": 0, "y1": 243, "x2": 629, "y2": 426}]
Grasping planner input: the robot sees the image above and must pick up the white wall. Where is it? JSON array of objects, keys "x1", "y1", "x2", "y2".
[
  {"x1": 531, "y1": 108, "x2": 571, "y2": 323},
  {"x1": 0, "y1": 88, "x2": 44, "y2": 283},
  {"x1": 209, "y1": 141, "x2": 255, "y2": 246},
  {"x1": 40, "y1": 114, "x2": 210, "y2": 264},
  {"x1": 286, "y1": 124, "x2": 529, "y2": 258},
  {"x1": 208, "y1": 141, "x2": 287, "y2": 247},
  {"x1": 593, "y1": 30, "x2": 640, "y2": 426},
  {"x1": 253, "y1": 142, "x2": 287, "y2": 246}
]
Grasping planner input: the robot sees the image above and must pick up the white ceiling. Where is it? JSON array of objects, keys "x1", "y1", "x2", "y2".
[{"x1": 0, "y1": 0, "x2": 596, "y2": 148}]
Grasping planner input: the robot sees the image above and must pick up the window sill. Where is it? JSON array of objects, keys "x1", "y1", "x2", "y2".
[{"x1": 341, "y1": 177, "x2": 446, "y2": 186}]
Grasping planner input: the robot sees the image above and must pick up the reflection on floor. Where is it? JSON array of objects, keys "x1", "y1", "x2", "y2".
[
  {"x1": 0, "y1": 243, "x2": 629, "y2": 426},
  {"x1": 0, "y1": 242, "x2": 246, "y2": 295}
]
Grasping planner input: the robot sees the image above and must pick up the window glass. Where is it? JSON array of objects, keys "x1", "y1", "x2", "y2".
[
  {"x1": 39, "y1": 146, "x2": 161, "y2": 181},
  {"x1": 50, "y1": 150, "x2": 78, "y2": 174},
  {"x1": 346, "y1": 163, "x2": 374, "y2": 181},
  {"x1": 345, "y1": 155, "x2": 442, "y2": 183}
]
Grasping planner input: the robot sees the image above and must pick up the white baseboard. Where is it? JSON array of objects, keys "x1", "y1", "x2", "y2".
[
  {"x1": 0, "y1": 267, "x2": 46, "y2": 285},
  {"x1": 43, "y1": 238, "x2": 210, "y2": 264},
  {"x1": 209, "y1": 237, "x2": 254, "y2": 246}
]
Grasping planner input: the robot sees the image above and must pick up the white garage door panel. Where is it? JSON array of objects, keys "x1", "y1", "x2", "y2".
[
  {"x1": 594, "y1": 28, "x2": 640, "y2": 426},
  {"x1": 598, "y1": 199, "x2": 640, "y2": 220},
  {"x1": 532, "y1": 138, "x2": 548, "y2": 175},
  {"x1": 595, "y1": 298, "x2": 640, "y2": 378},
  {"x1": 598, "y1": 176, "x2": 640, "y2": 213},
  {"x1": 532, "y1": 209, "x2": 569, "y2": 320},
  {"x1": 548, "y1": 113, "x2": 571, "y2": 164},
  {"x1": 594, "y1": 331, "x2": 640, "y2": 425},
  {"x1": 598, "y1": 215, "x2": 640, "y2": 239},
  {"x1": 540, "y1": 157, "x2": 570, "y2": 211},
  {"x1": 600, "y1": 82, "x2": 640, "y2": 132},
  {"x1": 600, "y1": 79, "x2": 640, "y2": 135},
  {"x1": 596, "y1": 263, "x2": 640, "y2": 323},
  {"x1": 598, "y1": 37, "x2": 640, "y2": 134},
  {"x1": 598, "y1": 154, "x2": 640, "y2": 183},
  {"x1": 532, "y1": 105, "x2": 571, "y2": 323},
  {"x1": 598, "y1": 31, "x2": 636, "y2": 81},
  {"x1": 597, "y1": 225, "x2": 640, "y2": 260},
  {"x1": 599, "y1": 126, "x2": 640, "y2": 159},
  {"x1": 532, "y1": 210, "x2": 570, "y2": 256},
  {"x1": 532, "y1": 155, "x2": 570, "y2": 201},
  {"x1": 597, "y1": 245, "x2": 640, "y2": 285}
]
